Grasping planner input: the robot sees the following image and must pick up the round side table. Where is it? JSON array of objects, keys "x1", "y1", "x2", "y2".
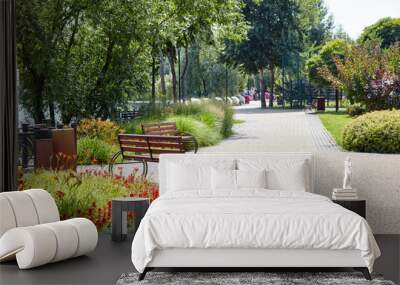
[{"x1": 111, "y1": 197, "x2": 149, "y2": 242}]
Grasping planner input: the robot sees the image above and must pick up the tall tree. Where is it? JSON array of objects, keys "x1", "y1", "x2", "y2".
[
  {"x1": 154, "y1": 0, "x2": 246, "y2": 102},
  {"x1": 16, "y1": 0, "x2": 90, "y2": 123},
  {"x1": 359, "y1": 18, "x2": 400, "y2": 48},
  {"x1": 306, "y1": 39, "x2": 348, "y2": 111},
  {"x1": 17, "y1": 0, "x2": 153, "y2": 123},
  {"x1": 223, "y1": 0, "x2": 302, "y2": 108}
]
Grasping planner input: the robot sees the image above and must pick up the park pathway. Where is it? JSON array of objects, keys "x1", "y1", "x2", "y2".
[{"x1": 201, "y1": 101, "x2": 339, "y2": 153}]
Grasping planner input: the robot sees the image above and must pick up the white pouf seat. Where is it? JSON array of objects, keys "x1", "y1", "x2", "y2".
[{"x1": 0, "y1": 189, "x2": 98, "y2": 269}]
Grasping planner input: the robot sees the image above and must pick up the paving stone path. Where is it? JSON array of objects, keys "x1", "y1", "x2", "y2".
[{"x1": 201, "y1": 101, "x2": 339, "y2": 153}]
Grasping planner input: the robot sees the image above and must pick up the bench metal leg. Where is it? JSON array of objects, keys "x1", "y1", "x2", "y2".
[
  {"x1": 109, "y1": 151, "x2": 122, "y2": 175},
  {"x1": 193, "y1": 137, "x2": 198, "y2": 153},
  {"x1": 142, "y1": 161, "x2": 148, "y2": 177},
  {"x1": 138, "y1": 268, "x2": 149, "y2": 281},
  {"x1": 354, "y1": 267, "x2": 371, "y2": 280}
]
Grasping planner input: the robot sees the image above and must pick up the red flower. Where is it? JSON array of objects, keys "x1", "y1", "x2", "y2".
[{"x1": 55, "y1": 191, "x2": 65, "y2": 198}]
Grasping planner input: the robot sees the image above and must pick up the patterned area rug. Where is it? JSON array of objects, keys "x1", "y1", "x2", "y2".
[{"x1": 116, "y1": 272, "x2": 396, "y2": 285}]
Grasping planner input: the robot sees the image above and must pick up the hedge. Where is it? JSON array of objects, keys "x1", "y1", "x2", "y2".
[{"x1": 343, "y1": 110, "x2": 400, "y2": 153}]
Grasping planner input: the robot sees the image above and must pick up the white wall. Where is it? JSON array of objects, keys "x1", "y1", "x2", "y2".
[{"x1": 314, "y1": 152, "x2": 400, "y2": 234}]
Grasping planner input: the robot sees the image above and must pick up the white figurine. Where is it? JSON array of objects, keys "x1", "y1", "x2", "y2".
[{"x1": 342, "y1": 156, "x2": 352, "y2": 190}]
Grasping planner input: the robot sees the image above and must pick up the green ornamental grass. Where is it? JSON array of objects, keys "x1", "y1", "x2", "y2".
[
  {"x1": 168, "y1": 115, "x2": 222, "y2": 146},
  {"x1": 77, "y1": 137, "x2": 118, "y2": 165}
]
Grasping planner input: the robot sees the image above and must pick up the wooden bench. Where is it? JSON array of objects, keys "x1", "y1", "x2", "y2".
[
  {"x1": 141, "y1": 122, "x2": 198, "y2": 153},
  {"x1": 109, "y1": 134, "x2": 186, "y2": 176}
]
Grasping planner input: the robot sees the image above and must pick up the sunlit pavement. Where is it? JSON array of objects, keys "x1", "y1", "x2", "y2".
[{"x1": 201, "y1": 100, "x2": 338, "y2": 153}]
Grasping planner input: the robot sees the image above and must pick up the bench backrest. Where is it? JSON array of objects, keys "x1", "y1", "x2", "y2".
[
  {"x1": 118, "y1": 134, "x2": 185, "y2": 162},
  {"x1": 141, "y1": 122, "x2": 177, "y2": 136}
]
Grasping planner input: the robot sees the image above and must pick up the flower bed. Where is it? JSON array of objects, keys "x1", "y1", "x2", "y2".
[{"x1": 21, "y1": 168, "x2": 159, "y2": 230}]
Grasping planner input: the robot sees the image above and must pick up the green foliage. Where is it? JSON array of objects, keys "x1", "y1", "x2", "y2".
[
  {"x1": 346, "y1": 104, "x2": 366, "y2": 117},
  {"x1": 173, "y1": 103, "x2": 205, "y2": 116},
  {"x1": 299, "y1": 0, "x2": 333, "y2": 48},
  {"x1": 16, "y1": 0, "x2": 152, "y2": 123},
  {"x1": 359, "y1": 18, "x2": 400, "y2": 48},
  {"x1": 221, "y1": 106, "x2": 235, "y2": 138},
  {"x1": 343, "y1": 110, "x2": 400, "y2": 153},
  {"x1": 168, "y1": 116, "x2": 222, "y2": 146},
  {"x1": 77, "y1": 118, "x2": 124, "y2": 144},
  {"x1": 77, "y1": 138, "x2": 116, "y2": 165},
  {"x1": 306, "y1": 39, "x2": 349, "y2": 87},
  {"x1": 17, "y1": 0, "x2": 246, "y2": 122},
  {"x1": 319, "y1": 43, "x2": 400, "y2": 111},
  {"x1": 223, "y1": 0, "x2": 305, "y2": 108},
  {"x1": 22, "y1": 169, "x2": 159, "y2": 229},
  {"x1": 198, "y1": 112, "x2": 218, "y2": 129}
]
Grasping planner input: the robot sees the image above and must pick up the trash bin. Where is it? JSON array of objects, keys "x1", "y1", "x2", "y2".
[
  {"x1": 316, "y1": 97, "x2": 325, "y2": 111},
  {"x1": 34, "y1": 128, "x2": 53, "y2": 169},
  {"x1": 52, "y1": 128, "x2": 77, "y2": 170}
]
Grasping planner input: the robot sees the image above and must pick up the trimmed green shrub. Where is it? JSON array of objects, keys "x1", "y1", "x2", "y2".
[
  {"x1": 168, "y1": 116, "x2": 221, "y2": 146},
  {"x1": 77, "y1": 138, "x2": 116, "y2": 165},
  {"x1": 343, "y1": 110, "x2": 400, "y2": 153},
  {"x1": 346, "y1": 104, "x2": 366, "y2": 117}
]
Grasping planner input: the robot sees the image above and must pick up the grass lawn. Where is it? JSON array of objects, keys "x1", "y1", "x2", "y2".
[{"x1": 317, "y1": 111, "x2": 353, "y2": 147}]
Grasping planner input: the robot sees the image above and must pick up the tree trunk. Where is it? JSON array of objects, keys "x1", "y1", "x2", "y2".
[
  {"x1": 180, "y1": 47, "x2": 189, "y2": 102},
  {"x1": 159, "y1": 51, "x2": 166, "y2": 97},
  {"x1": 49, "y1": 100, "x2": 55, "y2": 126},
  {"x1": 259, "y1": 68, "x2": 267, "y2": 109},
  {"x1": 33, "y1": 76, "x2": 45, "y2": 123},
  {"x1": 269, "y1": 65, "x2": 275, "y2": 108},
  {"x1": 167, "y1": 49, "x2": 177, "y2": 103},
  {"x1": 90, "y1": 39, "x2": 115, "y2": 117},
  {"x1": 202, "y1": 78, "x2": 207, "y2": 97},
  {"x1": 151, "y1": 55, "x2": 156, "y2": 106},
  {"x1": 335, "y1": 88, "x2": 339, "y2": 112}
]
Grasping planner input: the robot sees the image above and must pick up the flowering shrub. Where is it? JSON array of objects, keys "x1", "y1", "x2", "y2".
[
  {"x1": 319, "y1": 43, "x2": 400, "y2": 111},
  {"x1": 21, "y1": 168, "x2": 159, "y2": 230},
  {"x1": 77, "y1": 118, "x2": 124, "y2": 145}
]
